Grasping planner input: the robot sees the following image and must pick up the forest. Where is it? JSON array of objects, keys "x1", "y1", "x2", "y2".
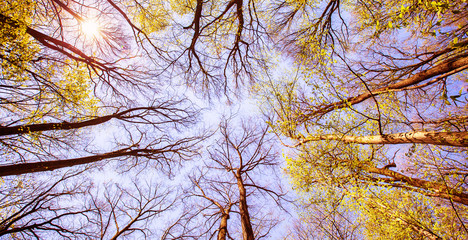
[{"x1": 0, "y1": 0, "x2": 467, "y2": 239}]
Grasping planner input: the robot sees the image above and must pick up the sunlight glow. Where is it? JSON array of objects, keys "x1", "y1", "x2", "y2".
[{"x1": 81, "y1": 19, "x2": 101, "y2": 38}]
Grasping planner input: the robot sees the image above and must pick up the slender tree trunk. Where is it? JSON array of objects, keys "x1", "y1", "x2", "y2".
[
  {"x1": 0, "y1": 107, "x2": 156, "y2": 136},
  {"x1": 0, "y1": 116, "x2": 114, "y2": 136},
  {"x1": 299, "y1": 131, "x2": 468, "y2": 147},
  {"x1": 367, "y1": 166, "x2": 468, "y2": 206},
  {"x1": 401, "y1": 221, "x2": 442, "y2": 240},
  {"x1": 0, "y1": 147, "x2": 159, "y2": 176},
  {"x1": 235, "y1": 173, "x2": 254, "y2": 240},
  {"x1": 217, "y1": 209, "x2": 230, "y2": 240}
]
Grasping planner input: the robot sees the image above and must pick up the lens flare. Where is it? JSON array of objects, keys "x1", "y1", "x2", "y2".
[{"x1": 81, "y1": 19, "x2": 100, "y2": 38}]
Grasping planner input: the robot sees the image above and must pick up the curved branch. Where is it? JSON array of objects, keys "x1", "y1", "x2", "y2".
[{"x1": 303, "y1": 54, "x2": 468, "y2": 120}]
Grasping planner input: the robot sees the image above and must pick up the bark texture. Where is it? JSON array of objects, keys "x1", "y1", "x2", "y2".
[
  {"x1": 235, "y1": 172, "x2": 254, "y2": 240},
  {"x1": 217, "y1": 208, "x2": 230, "y2": 240},
  {"x1": 299, "y1": 131, "x2": 468, "y2": 147}
]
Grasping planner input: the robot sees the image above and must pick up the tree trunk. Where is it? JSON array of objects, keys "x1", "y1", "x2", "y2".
[
  {"x1": 0, "y1": 147, "x2": 159, "y2": 176},
  {"x1": 401, "y1": 221, "x2": 442, "y2": 240},
  {"x1": 0, "y1": 107, "x2": 157, "y2": 136},
  {"x1": 217, "y1": 209, "x2": 230, "y2": 240},
  {"x1": 299, "y1": 131, "x2": 468, "y2": 147},
  {"x1": 0, "y1": 116, "x2": 113, "y2": 136},
  {"x1": 235, "y1": 173, "x2": 255, "y2": 240},
  {"x1": 367, "y1": 166, "x2": 468, "y2": 206}
]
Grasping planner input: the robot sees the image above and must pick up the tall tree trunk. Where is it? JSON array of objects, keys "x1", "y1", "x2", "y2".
[
  {"x1": 298, "y1": 131, "x2": 468, "y2": 147},
  {"x1": 235, "y1": 173, "x2": 255, "y2": 240}
]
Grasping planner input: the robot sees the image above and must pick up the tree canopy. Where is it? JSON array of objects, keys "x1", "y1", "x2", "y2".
[{"x1": 1, "y1": 0, "x2": 467, "y2": 239}]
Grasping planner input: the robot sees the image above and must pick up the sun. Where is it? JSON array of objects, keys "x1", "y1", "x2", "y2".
[{"x1": 81, "y1": 19, "x2": 101, "y2": 38}]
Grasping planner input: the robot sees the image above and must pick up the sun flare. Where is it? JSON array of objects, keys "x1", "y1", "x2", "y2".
[{"x1": 81, "y1": 19, "x2": 101, "y2": 38}]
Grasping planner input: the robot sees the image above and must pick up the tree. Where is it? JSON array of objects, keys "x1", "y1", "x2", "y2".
[
  {"x1": 286, "y1": 189, "x2": 362, "y2": 240},
  {"x1": 0, "y1": 169, "x2": 184, "y2": 239},
  {"x1": 211, "y1": 119, "x2": 289, "y2": 239},
  {"x1": 176, "y1": 118, "x2": 288, "y2": 239},
  {"x1": 160, "y1": 0, "x2": 279, "y2": 96},
  {"x1": 89, "y1": 179, "x2": 181, "y2": 240},
  {"x1": 262, "y1": 0, "x2": 468, "y2": 237},
  {"x1": 0, "y1": 171, "x2": 96, "y2": 238},
  {"x1": 187, "y1": 169, "x2": 238, "y2": 240}
]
